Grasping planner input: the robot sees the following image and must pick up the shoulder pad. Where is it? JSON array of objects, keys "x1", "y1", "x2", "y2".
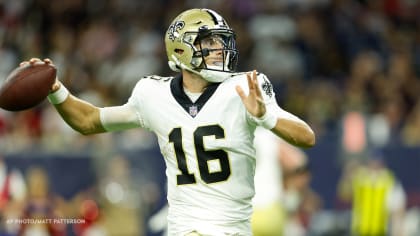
[
  {"x1": 231, "y1": 71, "x2": 274, "y2": 98},
  {"x1": 259, "y1": 74, "x2": 274, "y2": 98},
  {"x1": 230, "y1": 71, "x2": 265, "y2": 77},
  {"x1": 230, "y1": 72, "x2": 247, "y2": 77},
  {"x1": 140, "y1": 75, "x2": 173, "y2": 82}
]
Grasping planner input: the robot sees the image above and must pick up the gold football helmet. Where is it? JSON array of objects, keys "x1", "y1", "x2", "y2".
[{"x1": 165, "y1": 8, "x2": 239, "y2": 82}]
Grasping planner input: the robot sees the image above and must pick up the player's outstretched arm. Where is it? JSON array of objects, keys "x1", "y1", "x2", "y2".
[
  {"x1": 236, "y1": 70, "x2": 315, "y2": 148},
  {"x1": 50, "y1": 81, "x2": 106, "y2": 135},
  {"x1": 24, "y1": 58, "x2": 106, "y2": 135},
  {"x1": 270, "y1": 117, "x2": 315, "y2": 148}
]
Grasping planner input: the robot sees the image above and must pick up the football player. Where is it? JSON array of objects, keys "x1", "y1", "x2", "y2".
[{"x1": 25, "y1": 8, "x2": 315, "y2": 236}]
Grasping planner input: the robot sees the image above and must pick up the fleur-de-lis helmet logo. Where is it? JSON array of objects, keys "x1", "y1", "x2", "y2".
[{"x1": 167, "y1": 21, "x2": 185, "y2": 41}]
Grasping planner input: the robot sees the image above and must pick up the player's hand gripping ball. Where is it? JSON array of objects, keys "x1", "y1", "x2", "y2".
[{"x1": 0, "y1": 58, "x2": 57, "y2": 111}]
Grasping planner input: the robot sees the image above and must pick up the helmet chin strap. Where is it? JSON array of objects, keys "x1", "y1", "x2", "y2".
[
  {"x1": 200, "y1": 64, "x2": 232, "y2": 82},
  {"x1": 199, "y1": 69, "x2": 231, "y2": 83},
  {"x1": 168, "y1": 60, "x2": 181, "y2": 72},
  {"x1": 169, "y1": 55, "x2": 231, "y2": 83}
]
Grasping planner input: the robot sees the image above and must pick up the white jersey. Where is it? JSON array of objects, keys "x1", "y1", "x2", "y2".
[{"x1": 100, "y1": 72, "x2": 282, "y2": 235}]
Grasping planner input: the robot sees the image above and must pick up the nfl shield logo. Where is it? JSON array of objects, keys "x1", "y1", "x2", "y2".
[{"x1": 189, "y1": 105, "x2": 198, "y2": 117}]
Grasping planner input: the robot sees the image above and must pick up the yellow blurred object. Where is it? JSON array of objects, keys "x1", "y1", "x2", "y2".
[
  {"x1": 351, "y1": 167, "x2": 395, "y2": 235},
  {"x1": 251, "y1": 202, "x2": 285, "y2": 236}
]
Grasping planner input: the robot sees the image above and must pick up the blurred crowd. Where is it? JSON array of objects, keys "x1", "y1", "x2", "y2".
[
  {"x1": 0, "y1": 0, "x2": 420, "y2": 153},
  {"x1": 0, "y1": 153, "x2": 163, "y2": 236}
]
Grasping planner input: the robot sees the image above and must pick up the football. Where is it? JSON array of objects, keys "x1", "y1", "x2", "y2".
[{"x1": 0, "y1": 62, "x2": 57, "y2": 111}]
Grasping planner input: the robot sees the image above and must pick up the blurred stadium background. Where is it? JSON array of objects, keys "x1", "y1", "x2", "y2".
[{"x1": 0, "y1": 0, "x2": 419, "y2": 235}]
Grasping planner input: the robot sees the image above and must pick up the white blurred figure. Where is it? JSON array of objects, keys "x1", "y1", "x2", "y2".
[
  {"x1": 252, "y1": 127, "x2": 321, "y2": 236},
  {"x1": 252, "y1": 127, "x2": 285, "y2": 236},
  {"x1": 279, "y1": 141, "x2": 310, "y2": 236},
  {"x1": 148, "y1": 204, "x2": 169, "y2": 236},
  {"x1": 280, "y1": 133, "x2": 322, "y2": 236},
  {"x1": 0, "y1": 157, "x2": 26, "y2": 235}
]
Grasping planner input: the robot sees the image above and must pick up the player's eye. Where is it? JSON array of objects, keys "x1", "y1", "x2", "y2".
[{"x1": 200, "y1": 35, "x2": 224, "y2": 48}]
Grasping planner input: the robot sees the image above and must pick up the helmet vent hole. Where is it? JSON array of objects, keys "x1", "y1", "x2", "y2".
[{"x1": 175, "y1": 49, "x2": 184, "y2": 55}]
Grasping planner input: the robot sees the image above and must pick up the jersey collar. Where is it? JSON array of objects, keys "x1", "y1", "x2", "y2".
[{"x1": 170, "y1": 74, "x2": 220, "y2": 118}]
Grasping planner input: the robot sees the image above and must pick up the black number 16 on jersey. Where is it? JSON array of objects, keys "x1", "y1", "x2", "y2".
[{"x1": 169, "y1": 124, "x2": 231, "y2": 185}]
